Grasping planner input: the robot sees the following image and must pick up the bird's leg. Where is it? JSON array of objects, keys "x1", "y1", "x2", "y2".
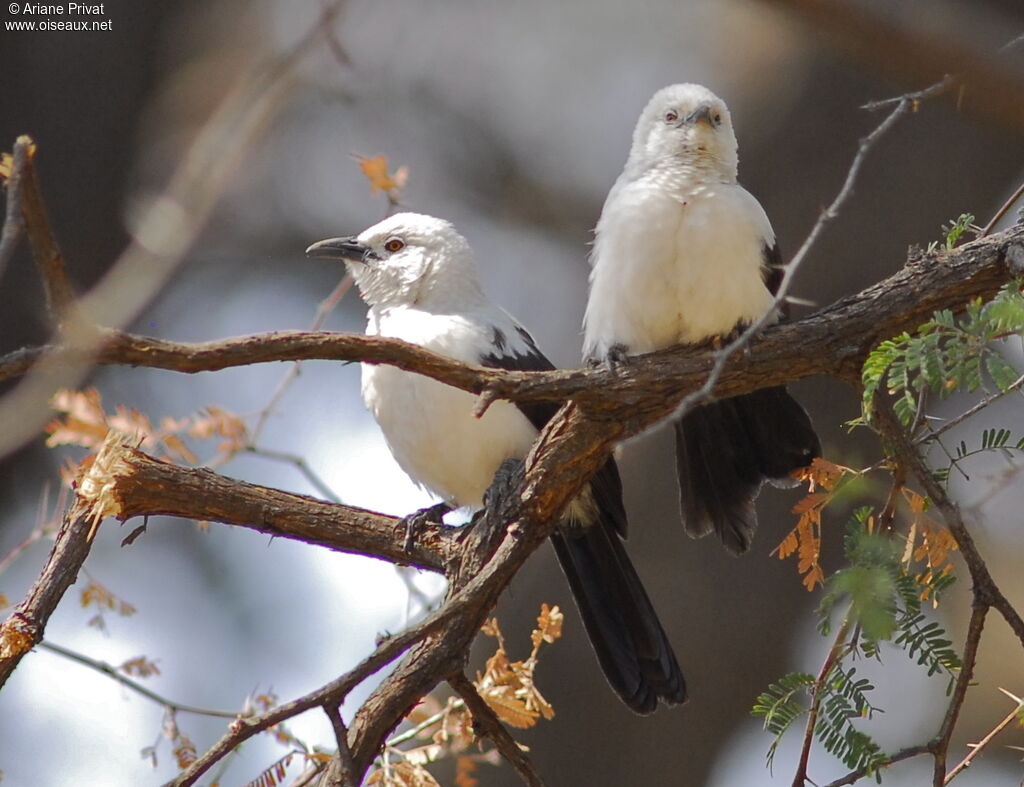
[
  {"x1": 483, "y1": 458, "x2": 524, "y2": 511},
  {"x1": 399, "y1": 501, "x2": 452, "y2": 552},
  {"x1": 603, "y1": 343, "x2": 632, "y2": 374}
]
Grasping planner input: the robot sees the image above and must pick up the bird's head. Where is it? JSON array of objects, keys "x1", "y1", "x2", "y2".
[
  {"x1": 628, "y1": 83, "x2": 739, "y2": 182},
  {"x1": 306, "y1": 212, "x2": 484, "y2": 310}
]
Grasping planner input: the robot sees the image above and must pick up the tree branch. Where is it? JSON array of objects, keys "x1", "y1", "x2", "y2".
[
  {"x1": 448, "y1": 672, "x2": 547, "y2": 787},
  {"x1": 0, "y1": 498, "x2": 94, "y2": 689},
  {"x1": 870, "y1": 397, "x2": 1024, "y2": 647},
  {"x1": 37, "y1": 640, "x2": 240, "y2": 719},
  {"x1": 2, "y1": 224, "x2": 1022, "y2": 437},
  {"x1": 14, "y1": 135, "x2": 77, "y2": 320},
  {"x1": 931, "y1": 603, "x2": 988, "y2": 785},
  {"x1": 96, "y1": 442, "x2": 454, "y2": 575}
]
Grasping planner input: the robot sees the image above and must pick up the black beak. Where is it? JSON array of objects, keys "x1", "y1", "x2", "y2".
[
  {"x1": 305, "y1": 237, "x2": 378, "y2": 264},
  {"x1": 680, "y1": 103, "x2": 714, "y2": 127}
]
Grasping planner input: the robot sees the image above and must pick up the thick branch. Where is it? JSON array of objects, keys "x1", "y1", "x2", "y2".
[
  {"x1": 340, "y1": 406, "x2": 624, "y2": 778},
  {"x1": 3, "y1": 225, "x2": 1022, "y2": 435},
  {"x1": 104, "y1": 446, "x2": 454, "y2": 574},
  {"x1": 0, "y1": 499, "x2": 94, "y2": 689}
]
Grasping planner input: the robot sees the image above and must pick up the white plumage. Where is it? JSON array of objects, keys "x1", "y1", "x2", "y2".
[
  {"x1": 583, "y1": 83, "x2": 819, "y2": 555},
  {"x1": 306, "y1": 212, "x2": 687, "y2": 712},
  {"x1": 362, "y1": 305, "x2": 538, "y2": 508},
  {"x1": 584, "y1": 83, "x2": 777, "y2": 360}
]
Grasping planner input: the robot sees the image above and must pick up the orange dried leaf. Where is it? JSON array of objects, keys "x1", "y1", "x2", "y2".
[
  {"x1": 792, "y1": 492, "x2": 830, "y2": 516},
  {"x1": 454, "y1": 757, "x2": 479, "y2": 787},
  {"x1": 480, "y1": 685, "x2": 538, "y2": 729},
  {"x1": 532, "y1": 603, "x2": 563, "y2": 648},
  {"x1": 173, "y1": 735, "x2": 198, "y2": 769},
  {"x1": 0, "y1": 152, "x2": 12, "y2": 180},
  {"x1": 356, "y1": 154, "x2": 400, "y2": 195},
  {"x1": 802, "y1": 564, "x2": 826, "y2": 592},
  {"x1": 774, "y1": 528, "x2": 799, "y2": 560},
  {"x1": 81, "y1": 580, "x2": 116, "y2": 610}
]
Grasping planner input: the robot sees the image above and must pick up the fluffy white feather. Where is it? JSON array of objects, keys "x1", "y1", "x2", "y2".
[{"x1": 583, "y1": 83, "x2": 776, "y2": 360}]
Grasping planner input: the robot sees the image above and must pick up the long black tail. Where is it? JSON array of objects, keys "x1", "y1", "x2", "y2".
[
  {"x1": 551, "y1": 463, "x2": 686, "y2": 713},
  {"x1": 675, "y1": 385, "x2": 820, "y2": 555}
]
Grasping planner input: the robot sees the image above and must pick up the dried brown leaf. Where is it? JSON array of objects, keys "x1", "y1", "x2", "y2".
[
  {"x1": 479, "y1": 685, "x2": 539, "y2": 729},
  {"x1": 454, "y1": 756, "x2": 479, "y2": 787},
  {"x1": 121, "y1": 655, "x2": 161, "y2": 678},
  {"x1": 355, "y1": 154, "x2": 400, "y2": 195}
]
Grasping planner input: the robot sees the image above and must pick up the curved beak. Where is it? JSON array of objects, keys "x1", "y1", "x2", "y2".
[{"x1": 305, "y1": 237, "x2": 378, "y2": 264}]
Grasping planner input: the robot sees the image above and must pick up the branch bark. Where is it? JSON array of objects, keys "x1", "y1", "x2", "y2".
[
  {"x1": 0, "y1": 498, "x2": 94, "y2": 689},
  {"x1": 108, "y1": 446, "x2": 453, "y2": 574},
  {"x1": 449, "y1": 672, "x2": 547, "y2": 787},
  {"x1": 3, "y1": 224, "x2": 1023, "y2": 437}
]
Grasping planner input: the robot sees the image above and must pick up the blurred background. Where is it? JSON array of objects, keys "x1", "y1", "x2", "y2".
[{"x1": 2, "y1": 0, "x2": 1024, "y2": 785}]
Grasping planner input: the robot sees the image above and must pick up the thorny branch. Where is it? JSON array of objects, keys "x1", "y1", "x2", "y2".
[
  {"x1": 1, "y1": 221, "x2": 1023, "y2": 435},
  {"x1": 3, "y1": 24, "x2": 1024, "y2": 787}
]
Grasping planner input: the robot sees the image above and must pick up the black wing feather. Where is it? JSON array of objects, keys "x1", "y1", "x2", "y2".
[
  {"x1": 480, "y1": 321, "x2": 685, "y2": 712},
  {"x1": 675, "y1": 240, "x2": 820, "y2": 553}
]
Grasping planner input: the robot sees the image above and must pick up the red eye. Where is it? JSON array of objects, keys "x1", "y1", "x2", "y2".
[
  {"x1": 664, "y1": 110, "x2": 678, "y2": 123},
  {"x1": 384, "y1": 238, "x2": 405, "y2": 253}
]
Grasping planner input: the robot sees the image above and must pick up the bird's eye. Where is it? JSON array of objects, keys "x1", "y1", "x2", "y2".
[
  {"x1": 664, "y1": 110, "x2": 678, "y2": 123},
  {"x1": 384, "y1": 238, "x2": 405, "y2": 253}
]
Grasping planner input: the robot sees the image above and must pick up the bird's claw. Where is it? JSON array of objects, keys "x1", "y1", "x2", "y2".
[
  {"x1": 603, "y1": 344, "x2": 631, "y2": 374},
  {"x1": 399, "y1": 502, "x2": 451, "y2": 552}
]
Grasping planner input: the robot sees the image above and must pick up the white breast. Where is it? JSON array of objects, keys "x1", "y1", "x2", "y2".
[
  {"x1": 362, "y1": 307, "x2": 538, "y2": 509},
  {"x1": 584, "y1": 176, "x2": 775, "y2": 358}
]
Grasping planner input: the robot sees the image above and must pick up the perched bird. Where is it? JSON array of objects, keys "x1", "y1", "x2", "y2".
[
  {"x1": 583, "y1": 83, "x2": 820, "y2": 555},
  {"x1": 306, "y1": 212, "x2": 686, "y2": 713}
]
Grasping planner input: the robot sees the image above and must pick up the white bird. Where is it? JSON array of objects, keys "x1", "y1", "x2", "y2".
[
  {"x1": 307, "y1": 212, "x2": 685, "y2": 713},
  {"x1": 584, "y1": 84, "x2": 820, "y2": 554}
]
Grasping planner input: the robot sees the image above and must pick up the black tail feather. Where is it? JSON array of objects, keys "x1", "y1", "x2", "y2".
[
  {"x1": 552, "y1": 470, "x2": 687, "y2": 713},
  {"x1": 676, "y1": 385, "x2": 820, "y2": 555}
]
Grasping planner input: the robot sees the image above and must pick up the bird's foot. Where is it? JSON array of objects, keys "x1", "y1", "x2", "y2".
[
  {"x1": 483, "y1": 458, "x2": 523, "y2": 511},
  {"x1": 399, "y1": 502, "x2": 452, "y2": 552},
  {"x1": 604, "y1": 344, "x2": 631, "y2": 374}
]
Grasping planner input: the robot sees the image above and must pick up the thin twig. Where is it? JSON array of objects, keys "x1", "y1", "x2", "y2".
[
  {"x1": 917, "y1": 372, "x2": 1024, "y2": 446},
  {"x1": 871, "y1": 397, "x2": 1024, "y2": 647},
  {"x1": 15, "y1": 136, "x2": 77, "y2": 321},
  {"x1": 980, "y1": 179, "x2": 1024, "y2": 237},
  {"x1": 448, "y1": 673, "x2": 546, "y2": 787},
  {"x1": 792, "y1": 617, "x2": 853, "y2": 786},
  {"x1": 822, "y1": 745, "x2": 933, "y2": 787},
  {"x1": 383, "y1": 703, "x2": 458, "y2": 748},
  {"x1": 243, "y1": 446, "x2": 342, "y2": 503},
  {"x1": 0, "y1": 137, "x2": 28, "y2": 286},
  {"x1": 249, "y1": 272, "x2": 354, "y2": 446},
  {"x1": 931, "y1": 604, "x2": 988, "y2": 784},
  {"x1": 944, "y1": 688, "x2": 1024, "y2": 783},
  {"x1": 165, "y1": 536, "x2": 527, "y2": 787},
  {"x1": 37, "y1": 641, "x2": 240, "y2": 719},
  {"x1": 324, "y1": 703, "x2": 358, "y2": 787}
]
